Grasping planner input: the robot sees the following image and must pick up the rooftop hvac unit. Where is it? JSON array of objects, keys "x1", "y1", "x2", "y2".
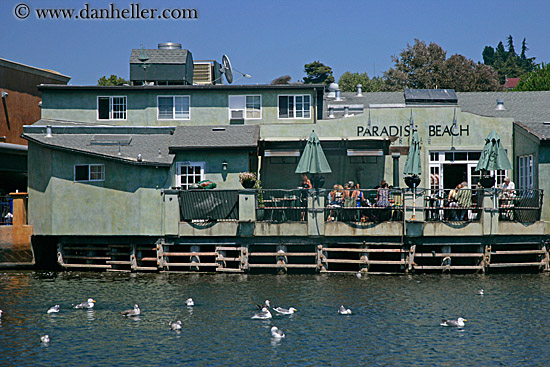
[{"x1": 193, "y1": 62, "x2": 213, "y2": 85}]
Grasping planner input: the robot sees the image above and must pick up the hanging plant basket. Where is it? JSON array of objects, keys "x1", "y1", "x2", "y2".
[
  {"x1": 404, "y1": 175, "x2": 421, "y2": 189},
  {"x1": 241, "y1": 180, "x2": 256, "y2": 189}
]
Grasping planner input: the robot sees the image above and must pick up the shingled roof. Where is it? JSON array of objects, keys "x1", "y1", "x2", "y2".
[
  {"x1": 22, "y1": 122, "x2": 260, "y2": 165},
  {"x1": 129, "y1": 49, "x2": 190, "y2": 64}
]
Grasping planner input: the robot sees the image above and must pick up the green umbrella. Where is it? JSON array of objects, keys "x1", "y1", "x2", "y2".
[
  {"x1": 403, "y1": 130, "x2": 422, "y2": 176},
  {"x1": 295, "y1": 131, "x2": 332, "y2": 174},
  {"x1": 475, "y1": 130, "x2": 512, "y2": 171}
]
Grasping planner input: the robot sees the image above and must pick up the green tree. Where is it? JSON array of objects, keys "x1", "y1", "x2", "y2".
[
  {"x1": 98, "y1": 75, "x2": 128, "y2": 86},
  {"x1": 303, "y1": 61, "x2": 334, "y2": 86},
  {"x1": 384, "y1": 39, "x2": 500, "y2": 91},
  {"x1": 338, "y1": 72, "x2": 387, "y2": 92},
  {"x1": 482, "y1": 36, "x2": 537, "y2": 84},
  {"x1": 514, "y1": 63, "x2": 550, "y2": 91}
]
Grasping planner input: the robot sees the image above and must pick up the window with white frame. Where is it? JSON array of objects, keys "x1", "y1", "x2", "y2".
[
  {"x1": 176, "y1": 162, "x2": 205, "y2": 189},
  {"x1": 228, "y1": 95, "x2": 261, "y2": 120},
  {"x1": 518, "y1": 155, "x2": 534, "y2": 189},
  {"x1": 98, "y1": 96, "x2": 127, "y2": 120},
  {"x1": 158, "y1": 96, "x2": 190, "y2": 120},
  {"x1": 278, "y1": 95, "x2": 311, "y2": 119},
  {"x1": 74, "y1": 164, "x2": 105, "y2": 182}
]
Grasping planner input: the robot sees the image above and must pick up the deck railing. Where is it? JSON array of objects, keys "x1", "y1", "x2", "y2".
[
  {"x1": 178, "y1": 190, "x2": 239, "y2": 222},
  {"x1": 256, "y1": 189, "x2": 307, "y2": 223},
  {"x1": 175, "y1": 188, "x2": 543, "y2": 224},
  {"x1": 325, "y1": 189, "x2": 404, "y2": 223},
  {"x1": 497, "y1": 188, "x2": 543, "y2": 222},
  {"x1": 423, "y1": 188, "x2": 482, "y2": 222},
  {"x1": 0, "y1": 196, "x2": 13, "y2": 225}
]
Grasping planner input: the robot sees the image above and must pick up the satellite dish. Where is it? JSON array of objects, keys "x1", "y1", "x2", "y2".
[{"x1": 221, "y1": 54, "x2": 233, "y2": 84}]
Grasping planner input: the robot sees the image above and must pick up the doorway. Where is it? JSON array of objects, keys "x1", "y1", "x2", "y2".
[{"x1": 443, "y1": 164, "x2": 467, "y2": 189}]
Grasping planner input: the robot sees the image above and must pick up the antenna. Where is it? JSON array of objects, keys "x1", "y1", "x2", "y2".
[{"x1": 221, "y1": 54, "x2": 233, "y2": 84}]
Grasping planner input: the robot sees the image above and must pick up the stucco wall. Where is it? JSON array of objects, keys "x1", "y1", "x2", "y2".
[{"x1": 28, "y1": 143, "x2": 169, "y2": 236}]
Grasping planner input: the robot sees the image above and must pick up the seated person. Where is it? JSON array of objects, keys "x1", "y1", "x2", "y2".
[
  {"x1": 327, "y1": 184, "x2": 344, "y2": 221},
  {"x1": 456, "y1": 181, "x2": 472, "y2": 221},
  {"x1": 447, "y1": 183, "x2": 461, "y2": 220}
]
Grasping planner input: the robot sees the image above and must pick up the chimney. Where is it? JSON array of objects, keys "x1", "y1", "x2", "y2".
[
  {"x1": 344, "y1": 106, "x2": 350, "y2": 117},
  {"x1": 335, "y1": 89, "x2": 342, "y2": 101},
  {"x1": 328, "y1": 107, "x2": 335, "y2": 118},
  {"x1": 45, "y1": 125, "x2": 52, "y2": 138},
  {"x1": 496, "y1": 99, "x2": 505, "y2": 110},
  {"x1": 357, "y1": 84, "x2": 362, "y2": 97}
]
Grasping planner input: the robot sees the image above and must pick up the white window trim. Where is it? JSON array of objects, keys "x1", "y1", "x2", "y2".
[
  {"x1": 74, "y1": 164, "x2": 105, "y2": 182},
  {"x1": 277, "y1": 94, "x2": 312, "y2": 120},
  {"x1": 175, "y1": 161, "x2": 206, "y2": 188},
  {"x1": 97, "y1": 96, "x2": 127, "y2": 121},
  {"x1": 157, "y1": 95, "x2": 191, "y2": 120},
  {"x1": 228, "y1": 95, "x2": 262, "y2": 120}
]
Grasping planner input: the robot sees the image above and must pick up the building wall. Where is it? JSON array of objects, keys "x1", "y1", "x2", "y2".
[
  {"x1": 0, "y1": 60, "x2": 69, "y2": 145},
  {"x1": 28, "y1": 142, "x2": 169, "y2": 236},
  {"x1": 40, "y1": 88, "x2": 317, "y2": 126}
]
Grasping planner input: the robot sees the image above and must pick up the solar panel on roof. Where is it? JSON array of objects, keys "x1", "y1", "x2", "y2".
[
  {"x1": 90, "y1": 135, "x2": 132, "y2": 146},
  {"x1": 404, "y1": 89, "x2": 457, "y2": 104}
]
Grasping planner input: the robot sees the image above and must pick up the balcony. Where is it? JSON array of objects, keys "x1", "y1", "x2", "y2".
[{"x1": 165, "y1": 188, "x2": 545, "y2": 238}]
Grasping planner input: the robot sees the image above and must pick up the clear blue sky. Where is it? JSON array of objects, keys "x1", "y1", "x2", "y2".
[{"x1": 1, "y1": 0, "x2": 549, "y2": 85}]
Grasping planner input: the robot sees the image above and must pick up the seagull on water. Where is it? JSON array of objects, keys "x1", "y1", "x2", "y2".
[
  {"x1": 47, "y1": 305, "x2": 60, "y2": 314},
  {"x1": 273, "y1": 306, "x2": 297, "y2": 315},
  {"x1": 169, "y1": 320, "x2": 182, "y2": 330},
  {"x1": 256, "y1": 299, "x2": 271, "y2": 310},
  {"x1": 121, "y1": 304, "x2": 141, "y2": 317},
  {"x1": 252, "y1": 307, "x2": 272, "y2": 319},
  {"x1": 73, "y1": 298, "x2": 96, "y2": 309},
  {"x1": 271, "y1": 326, "x2": 285, "y2": 339},
  {"x1": 40, "y1": 335, "x2": 50, "y2": 343},
  {"x1": 0, "y1": 310, "x2": 3, "y2": 318},
  {"x1": 440, "y1": 317, "x2": 467, "y2": 327},
  {"x1": 185, "y1": 298, "x2": 194, "y2": 307},
  {"x1": 477, "y1": 289, "x2": 484, "y2": 295},
  {"x1": 338, "y1": 305, "x2": 352, "y2": 315}
]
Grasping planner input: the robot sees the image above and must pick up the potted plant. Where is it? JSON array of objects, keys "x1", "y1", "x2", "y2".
[
  {"x1": 239, "y1": 172, "x2": 257, "y2": 189},
  {"x1": 255, "y1": 179, "x2": 265, "y2": 221}
]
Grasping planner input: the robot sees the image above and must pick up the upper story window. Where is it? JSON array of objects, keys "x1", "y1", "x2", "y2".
[
  {"x1": 228, "y1": 95, "x2": 261, "y2": 120},
  {"x1": 278, "y1": 95, "x2": 311, "y2": 119},
  {"x1": 158, "y1": 96, "x2": 190, "y2": 120},
  {"x1": 74, "y1": 164, "x2": 105, "y2": 182},
  {"x1": 98, "y1": 96, "x2": 126, "y2": 120},
  {"x1": 518, "y1": 155, "x2": 534, "y2": 189}
]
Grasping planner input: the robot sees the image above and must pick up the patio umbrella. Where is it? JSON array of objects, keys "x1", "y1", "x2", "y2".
[
  {"x1": 403, "y1": 130, "x2": 421, "y2": 219},
  {"x1": 475, "y1": 130, "x2": 512, "y2": 172},
  {"x1": 403, "y1": 130, "x2": 422, "y2": 176},
  {"x1": 295, "y1": 131, "x2": 332, "y2": 174}
]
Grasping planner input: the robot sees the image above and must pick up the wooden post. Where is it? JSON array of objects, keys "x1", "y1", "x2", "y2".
[
  {"x1": 240, "y1": 245, "x2": 249, "y2": 271},
  {"x1": 130, "y1": 244, "x2": 137, "y2": 271},
  {"x1": 9, "y1": 192, "x2": 28, "y2": 227}
]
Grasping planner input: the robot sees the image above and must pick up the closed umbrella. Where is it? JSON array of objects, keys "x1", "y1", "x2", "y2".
[
  {"x1": 403, "y1": 130, "x2": 422, "y2": 220},
  {"x1": 296, "y1": 131, "x2": 331, "y2": 188},
  {"x1": 403, "y1": 130, "x2": 422, "y2": 176},
  {"x1": 476, "y1": 130, "x2": 512, "y2": 172}
]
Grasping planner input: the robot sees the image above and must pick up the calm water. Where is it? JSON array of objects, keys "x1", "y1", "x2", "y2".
[{"x1": 1, "y1": 271, "x2": 550, "y2": 366}]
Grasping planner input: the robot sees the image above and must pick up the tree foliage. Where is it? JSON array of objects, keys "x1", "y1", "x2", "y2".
[
  {"x1": 514, "y1": 63, "x2": 550, "y2": 91},
  {"x1": 338, "y1": 72, "x2": 386, "y2": 92},
  {"x1": 384, "y1": 39, "x2": 500, "y2": 91},
  {"x1": 303, "y1": 61, "x2": 334, "y2": 86},
  {"x1": 98, "y1": 75, "x2": 128, "y2": 86},
  {"x1": 482, "y1": 36, "x2": 537, "y2": 84}
]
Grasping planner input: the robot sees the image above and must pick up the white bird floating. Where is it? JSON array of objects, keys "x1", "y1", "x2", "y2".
[
  {"x1": 40, "y1": 335, "x2": 50, "y2": 343},
  {"x1": 169, "y1": 320, "x2": 182, "y2": 330},
  {"x1": 47, "y1": 305, "x2": 60, "y2": 314},
  {"x1": 273, "y1": 306, "x2": 297, "y2": 315},
  {"x1": 440, "y1": 317, "x2": 467, "y2": 327},
  {"x1": 271, "y1": 326, "x2": 285, "y2": 338},
  {"x1": 252, "y1": 307, "x2": 272, "y2": 319},
  {"x1": 121, "y1": 304, "x2": 141, "y2": 317},
  {"x1": 477, "y1": 289, "x2": 484, "y2": 295},
  {"x1": 185, "y1": 298, "x2": 194, "y2": 307},
  {"x1": 73, "y1": 298, "x2": 96, "y2": 309},
  {"x1": 338, "y1": 305, "x2": 352, "y2": 315},
  {"x1": 0, "y1": 309, "x2": 3, "y2": 318}
]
